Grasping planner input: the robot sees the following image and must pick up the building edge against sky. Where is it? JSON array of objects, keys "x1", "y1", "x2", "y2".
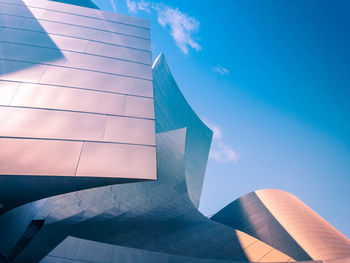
[{"x1": 0, "y1": 0, "x2": 349, "y2": 262}]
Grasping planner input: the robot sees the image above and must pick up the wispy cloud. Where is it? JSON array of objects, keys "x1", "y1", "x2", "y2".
[
  {"x1": 203, "y1": 119, "x2": 239, "y2": 164},
  {"x1": 126, "y1": 0, "x2": 150, "y2": 13},
  {"x1": 156, "y1": 5, "x2": 201, "y2": 54},
  {"x1": 125, "y1": 0, "x2": 201, "y2": 54},
  {"x1": 110, "y1": 0, "x2": 117, "y2": 12},
  {"x1": 213, "y1": 65, "x2": 230, "y2": 75}
]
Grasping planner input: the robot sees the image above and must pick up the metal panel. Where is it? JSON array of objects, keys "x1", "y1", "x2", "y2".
[
  {"x1": 0, "y1": 42, "x2": 67, "y2": 66},
  {"x1": 18, "y1": 18, "x2": 150, "y2": 51},
  {"x1": 0, "y1": 81, "x2": 21, "y2": 105},
  {"x1": 256, "y1": 189, "x2": 350, "y2": 260},
  {"x1": 0, "y1": 106, "x2": 107, "y2": 141},
  {"x1": 153, "y1": 54, "x2": 213, "y2": 208},
  {"x1": 0, "y1": 27, "x2": 57, "y2": 49},
  {"x1": 0, "y1": 138, "x2": 82, "y2": 175},
  {"x1": 21, "y1": 19, "x2": 104, "y2": 42},
  {"x1": 0, "y1": 27, "x2": 89, "y2": 53},
  {"x1": 0, "y1": 60, "x2": 48, "y2": 82},
  {"x1": 100, "y1": 12, "x2": 150, "y2": 29},
  {"x1": 10, "y1": 83, "x2": 127, "y2": 116},
  {"x1": 23, "y1": 0, "x2": 150, "y2": 29},
  {"x1": 84, "y1": 41, "x2": 151, "y2": 64},
  {"x1": 103, "y1": 116, "x2": 155, "y2": 145},
  {"x1": 40, "y1": 65, "x2": 153, "y2": 97},
  {"x1": 0, "y1": 0, "x2": 24, "y2": 5},
  {"x1": 49, "y1": 34, "x2": 89, "y2": 53},
  {"x1": 63, "y1": 51, "x2": 152, "y2": 80},
  {"x1": 100, "y1": 30, "x2": 151, "y2": 51},
  {"x1": 125, "y1": 95, "x2": 154, "y2": 119},
  {"x1": 26, "y1": 0, "x2": 101, "y2": 17},
  {"x1": 0, "y1": 2, "x2": 46, "y2": 19},
  {"x1": 23, "y1": 0, "x2": 68, "y2": 11},
  {"x1": 76, "y1": 142, "x2": 156, "y2": 179},
  {"x1": 36, "y1": 10, "x2": 150, "y2": 39},
  {"x1": 0, "y1": 13, "x2": 25, "y2": 27}
]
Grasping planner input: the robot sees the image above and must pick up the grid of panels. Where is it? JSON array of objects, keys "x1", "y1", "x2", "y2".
[{"x1": 0, "y1": 0, "x2": 156, "y2": 180}]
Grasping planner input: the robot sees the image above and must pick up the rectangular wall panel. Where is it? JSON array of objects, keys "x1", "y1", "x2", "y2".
[
  {"x1": 10, "y1": 83, "x2": 128, "y2": 116},
  {"x1": 0, "y1": 106, "x2": 107, "y2": 141},
  {"x1": 0, "y1": 13, "x2": 25, "y2": 27},
  {"x1": 0, "y1": 28, "x2": 151, "y2": 64},
  {"x1": 0, "y1": 138, "x2": 82, "y2": 176},
  {"x1": 0, "y1": 2, "x2": 46, "y2": 19},
  {"x1": 0, "y1": 27, "x2": 59, "y2": 49},
  {"x1": 0, "y1": 0, "x2": 150, "y2": 40},
  {"x1": 0, "y1": 42, "x2": 67, "y2": 66},
  {"x1": 0, "y1": 27, "x2": 89, "y2": 53},
  {"x1": 0, "y1": 81, "x2": 21, "y2": 105},
  {"x1": 40, "y1": 66, "x2": 153, "y2": 97},
  {"x1": 76, "y1": 142, "x2": 156, "y2": 179},
  {"x1": 0, "y1": 60, "x2": 48, "y2": 82},
  {"x1": 21, "y1": 18, "x2": 104, "y2": 42},
  {"x1": 99, "y1": 30, "x2": 151, "y2": 51},
  {"x1": 103, "y1": 116, "x2": 155, "y2": 146},
  {"x1": 125, "y1": 96, "x2": 154, "y2": 119},
  {"x1": 1, "y1": 42, "x2": 151, "y2": 79},
  {"x1": 19, "y1": 18, "x2": 151, "y2": 51},
  {"x1": 23, "y1": 0, "x2": 150, "y2": 28},
  {"x1": 84, "y1": 41, "x2": 151, "y2": 64},
  {"x1": 36, "y1": 10, "x2": 150, "y2": 39},
  {"x1": 63, "y1": 51, "x2": 152, "y2": 79},
  {"x1": 0, "y1": 0, "x2": 23, "y2": 5}
]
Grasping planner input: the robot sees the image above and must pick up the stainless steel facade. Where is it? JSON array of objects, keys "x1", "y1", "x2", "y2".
[
  {"x1": 212, "y1": 189, "x2": 350, "y2": 261},
  {"x1": 0, "y1": 0, "x2": 156, "y2": 213},
  {"x1": 0, "y1": 1, "x2": 349, "y2": 263}
]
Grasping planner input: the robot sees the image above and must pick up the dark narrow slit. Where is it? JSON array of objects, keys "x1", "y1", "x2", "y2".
[{"x1": 7, "y1": 219, "x2": 45, "y2": 262}]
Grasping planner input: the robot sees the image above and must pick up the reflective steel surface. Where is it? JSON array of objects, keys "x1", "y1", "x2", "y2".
[
  {"x1": 0, "y1": 1, "x2": 349, "y2": 263},
  {"x1": 0, "y1": 0, "x2": 156, "y2": 213}
]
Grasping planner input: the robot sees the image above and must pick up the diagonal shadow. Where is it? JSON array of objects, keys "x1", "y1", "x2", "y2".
[{"x1": 0, "y1": 0, "x2": 64, "y2": 76}]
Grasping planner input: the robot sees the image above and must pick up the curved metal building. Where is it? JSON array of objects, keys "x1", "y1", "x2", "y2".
[
  {"x1": 0, "y1": 0, "x2": 156, "y2": 213},
  {"x1": 212, "y1": 189, "x2": 350, "y2": 261},
  {"x1": 0, "y1": 0, "x2": 349, "y2": 262}
]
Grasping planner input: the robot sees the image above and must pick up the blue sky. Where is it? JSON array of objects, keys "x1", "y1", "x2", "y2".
[{"x1": 93, "y1": 0, "x2": 350, "y2": 237}]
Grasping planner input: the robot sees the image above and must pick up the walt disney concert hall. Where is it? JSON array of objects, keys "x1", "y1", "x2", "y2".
[{"x1": 0, "y1": 0, "x2": 349, "y2": 262}]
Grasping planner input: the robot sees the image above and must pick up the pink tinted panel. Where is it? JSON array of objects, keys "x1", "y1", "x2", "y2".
[
  {"x1": 76, "y1": 142, "x2": 156, "y2": 179},
  {"x1": 0, "y1": 138, "x2": 82, "y2": 175}
]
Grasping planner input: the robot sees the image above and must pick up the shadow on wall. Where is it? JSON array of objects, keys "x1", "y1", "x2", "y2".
[
  {"x1": 0, "y1": 0, "x2": 64, "y2": 76},
  {"x1": 211, "y1": 192, "x2": 311, "y2": 261}
]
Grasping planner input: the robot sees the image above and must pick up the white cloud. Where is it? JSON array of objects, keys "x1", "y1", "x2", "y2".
[
  {"x1": 210, "y1": 140, "x2": 238, "y2": 163},
  {"x1": 156, "y1": 5, "x2": 201, "y2": 54},
  {"x1": 126, "y1": 0, "x2": 137, "y2": 13},
  {"x1": 213, "y1": 65, "x2": 229, "y2": 75},
  {"x1": 125, "y1": 0, "x2": 137, "y2": 13},
  {"x1": 203, "y1": 119, "x2": 239, "y2": 164},
  {"x1": 110, "y1": 0, "x2": 117, "y2": 12},
  {"x1": 126, "y1": 0, "x2": 151, "y2": 13},
  {"x1": 125, "y1": 0, "x2": 201, "y2": 54}
]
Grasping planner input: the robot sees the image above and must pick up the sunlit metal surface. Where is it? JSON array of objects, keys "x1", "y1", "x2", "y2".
[
  {"x1": 0, "y1": 0, "x2": 155, "y2": 213},
  {"x1": 257, "y1": 189, "x2": 350, "y2": 260},
  {"x1": 0, "y1": 138, "x2": 82, "y2": 176},
  {"x1": 76, "y1": 142, "x2": 156, "y2": 178},
  {"x1": 212, "y1": 189, "x2": 350, "y2": 261},
  {"x1": 153, "y1": 53, "x2": 213, "y2": 208},
  {"x1": 9, "y1": 83, "x2": 128, "y2": 116}
]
